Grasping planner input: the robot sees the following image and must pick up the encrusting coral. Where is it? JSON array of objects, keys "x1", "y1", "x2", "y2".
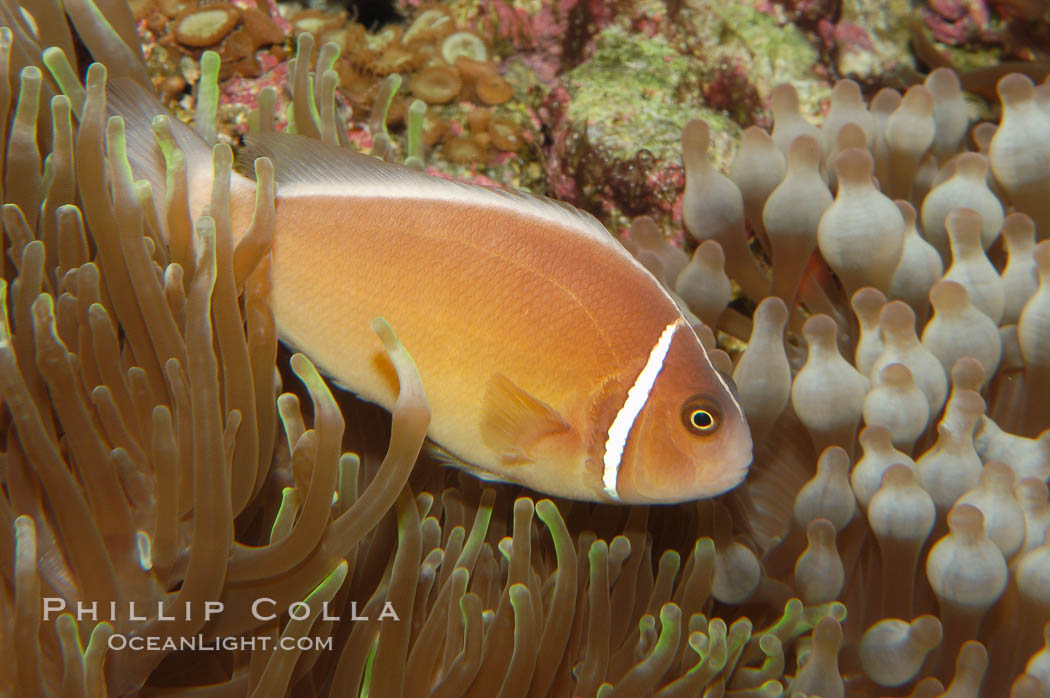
[{"x1": 1, "y1": 0, "x2": 1050, "y2": 696}]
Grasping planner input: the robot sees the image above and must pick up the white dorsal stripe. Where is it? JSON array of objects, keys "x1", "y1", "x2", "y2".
[
  {"x1": 602, "y1": 318, "x2": 683, "y2": 500},
  {"x1": 243, "y1": 131, "x2": 627, "y2": 254}
]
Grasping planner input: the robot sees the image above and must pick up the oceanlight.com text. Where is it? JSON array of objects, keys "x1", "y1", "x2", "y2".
[{"x1": 107, "y1": 634, "x2": 335, "y2": 652}]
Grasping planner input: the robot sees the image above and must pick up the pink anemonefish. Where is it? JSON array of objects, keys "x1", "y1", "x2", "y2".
[{"x1": 109, "y1": 80, "x2": 753, "y2": 504}]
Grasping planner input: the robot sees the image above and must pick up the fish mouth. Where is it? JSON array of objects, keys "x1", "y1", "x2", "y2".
[
  {"x1": 719, "y1": 453, "x2": 753, "y2": 492},
  {"x1": 697, "y1": 446, "x2": 754, "y2": 499},
  {"x1": 631, "y1": 451, "x2": 753, "y2": 505}
]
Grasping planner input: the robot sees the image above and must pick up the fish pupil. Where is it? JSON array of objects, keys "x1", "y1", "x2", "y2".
[
  {"x1": 681, "y1": 395, "x2": 720, "y2": 435},
  {"x1": 691, "y1": 410, "x2": 713, "y2": 430}
]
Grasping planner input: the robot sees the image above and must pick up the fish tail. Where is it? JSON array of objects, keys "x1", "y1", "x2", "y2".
[{"x1": 105, "y1": 78, "x2": 214, "y2": 236}]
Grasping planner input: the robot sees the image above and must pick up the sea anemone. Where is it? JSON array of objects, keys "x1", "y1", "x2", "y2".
[
  {"x1": 372, "y1": 43, "x2": 426, "y2": 77},
  {"x1": 440, "y1": 30, "x2": 488, "y2": 65},
  {"x1": 488, "y1": 116, "x2": 523, "y2": 152},
  {"x1": 402, "y1": 3, "x2": 455, "y2": 46},
  {"x1": 442, "y1": 134, "x2": 488, "y2": 164},
  {"x1": 2, "y1": 1, "x2": 1050, "y2": 697},
  {"x1": 288, "y1": 9, "x2": 346, "y2": 39},
  {"x1": 475, "y1": 72, "x2": 513, "y2": 106},
  {"x1": 172, "y1": 4, "x2": 240, "y2": 48},
  {"x1": 410, "y1": 65, "x2": 462, "y2": 105}
]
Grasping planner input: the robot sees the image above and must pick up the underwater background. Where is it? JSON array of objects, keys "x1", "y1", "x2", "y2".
[{"x1": 0, "y1": 0, "x2": 1049, "y2": 695}]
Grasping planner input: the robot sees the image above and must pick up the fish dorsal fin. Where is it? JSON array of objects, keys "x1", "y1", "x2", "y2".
[
  {"x1": 481, "y1": 374, "x2": 574, "y2": 466},
  {"x1": 238, "y1": 132, "x2": 625, "y2": 252},
  {"x1": 107, "y1": 78, "x2": 212, "y2": 166},
  {"x1": 238, "y1": 131, "x2": 391, "y2": 184},
  {"x1": 106, "y1": 78, "x2": 214, "y2": 226}
]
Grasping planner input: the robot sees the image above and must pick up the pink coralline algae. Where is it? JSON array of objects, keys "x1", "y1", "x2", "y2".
[
  {"x1": 923, "y1": 0, "x2": 995, "y2": 45},
  {"x1": 700, "y1": 60, "x2": 767, "y2": 129},
  {"x1": 541, "y1": 84, "x2": 678, "y2": 222},
  {"x1": 818, "y1": 19, "x2": 876, "y2": 53},
  {"x1": 769, "y1": 0, "x2": 837, "y2": 27},
  {"x1": 479, "y1": 0, "x2": 619, "y2": 79},
  {"x1": 538, "y1": 85, "x2": 579, "y2": 203},
  {"x1": 218, "y1": 59, "x2": 289, "y2": 132},
  {"x1": 545, "y1": 115, "x2": 685, "y2": 224},
  {"x1": 482, "y1": 0, "x2": 566, "y2": 51}
]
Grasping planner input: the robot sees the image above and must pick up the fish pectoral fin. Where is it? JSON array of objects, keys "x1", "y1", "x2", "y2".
[{"x1": 481, "y1": 374, "x2": 574, "y2": 466}]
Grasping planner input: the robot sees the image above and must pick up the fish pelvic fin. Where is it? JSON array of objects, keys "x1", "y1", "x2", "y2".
[{"x1": 481, "y1": 374, "x2": 576, "y2": 467}]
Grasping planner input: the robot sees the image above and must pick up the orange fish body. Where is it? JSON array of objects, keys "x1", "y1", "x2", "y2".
[{"x1": 114, "y1": 87, "x2": 753, "y2": 504}]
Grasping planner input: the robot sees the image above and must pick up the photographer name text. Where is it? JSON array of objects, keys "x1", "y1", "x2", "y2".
[{"x1": 42, "y1": 598, "x2": 400, "y2": 623}]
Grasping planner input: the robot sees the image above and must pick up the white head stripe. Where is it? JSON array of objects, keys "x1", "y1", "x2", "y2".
[
  {"x1": 692, "y1": 325, "x2": 744, "y2": 421},
  {"x1": 602, "y1": 319, "x2": 682, "y2": 500}
]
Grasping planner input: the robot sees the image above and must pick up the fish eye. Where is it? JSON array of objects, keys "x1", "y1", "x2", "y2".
[{"x1": 681, "y1": 397, "x2": 720, "y2": 435}]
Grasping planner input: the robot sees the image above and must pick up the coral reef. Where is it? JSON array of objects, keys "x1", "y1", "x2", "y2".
[{"x1": 1, "y1": 0, "x2": 1050, "y2": 697}]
